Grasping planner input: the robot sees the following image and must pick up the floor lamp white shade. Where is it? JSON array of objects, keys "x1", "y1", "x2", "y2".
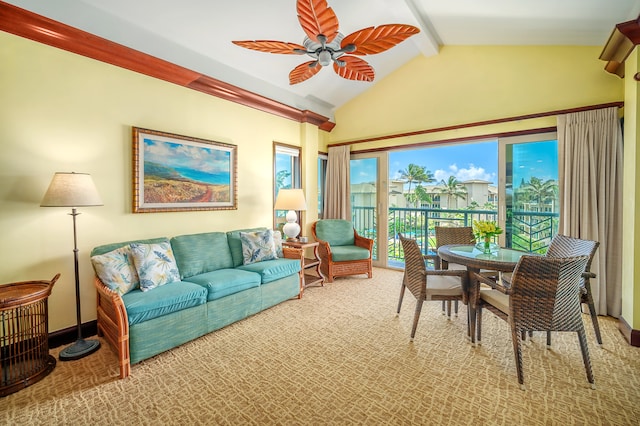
[
  {"x1": 41, "y1": 172, "x2": 103, "y2": 361},
  {"x1": 274, "y1": 189, "x2": 307, "y2": 241}
]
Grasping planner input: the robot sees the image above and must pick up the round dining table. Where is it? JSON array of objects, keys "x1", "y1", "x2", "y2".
[{"x1": 437, "y1": 244, "x2": 530, "y2": 344}]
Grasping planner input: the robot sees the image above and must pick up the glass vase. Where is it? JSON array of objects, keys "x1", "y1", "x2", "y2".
[
  {"x1": 483, "y1": 237, "x2": 491, "y2": 254},
  {"x1": 475, "y1": 237, "x2": 498, "y2": 254}
]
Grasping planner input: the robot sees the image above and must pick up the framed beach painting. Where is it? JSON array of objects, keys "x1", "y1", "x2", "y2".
[{"x1": 132, "y1": 127, "x2": 237, "y2": 213}]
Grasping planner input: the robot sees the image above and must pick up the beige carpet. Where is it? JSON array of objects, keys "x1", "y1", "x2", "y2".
[{"x1": 2, "y1": 267, "x2": 639, "y2": 425}]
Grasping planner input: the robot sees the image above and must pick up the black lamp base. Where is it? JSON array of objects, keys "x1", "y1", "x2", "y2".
[{"x1": 59, "y1": 338, "x2": 101, "y2": 361}]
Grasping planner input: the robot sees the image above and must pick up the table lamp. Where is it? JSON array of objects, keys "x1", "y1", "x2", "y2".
[
  {"x1": 274, "y1": 188, "x2": 307, "y2": 241},
  {"x1": 41, "y1": 172, "x2": 103, "y2": 361}
]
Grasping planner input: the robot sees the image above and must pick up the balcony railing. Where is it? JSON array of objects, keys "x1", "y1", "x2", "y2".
[{"x1": 351, "y1": 206, "x2": 559, "y2": 265}]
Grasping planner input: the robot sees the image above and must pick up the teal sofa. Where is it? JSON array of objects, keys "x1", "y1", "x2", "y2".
[{"x1": 91, "y1": 228, "x2": 302, "y2": 378}]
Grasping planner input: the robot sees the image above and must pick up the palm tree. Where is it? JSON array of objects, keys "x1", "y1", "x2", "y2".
[
  {"x1": 438, "y1": 176, "x2": 467, "y2": 209},
  {"x1": 521, "y1": 177, "x2": 557, "y2": 211},
  {"x1": 466, "y1": 200, "x2": 480, "y2": 210},
  {"x1": 398, "y1": 164, "x2": 434, "y2": 207}
]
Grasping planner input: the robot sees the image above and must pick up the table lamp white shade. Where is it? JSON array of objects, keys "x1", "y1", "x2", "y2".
[
  {"x1": 274, "y1": 188, "x2": 307, "y2": 240},
  {"x1": 41, "y1": 172, "x2": 103, "y2": 207}
]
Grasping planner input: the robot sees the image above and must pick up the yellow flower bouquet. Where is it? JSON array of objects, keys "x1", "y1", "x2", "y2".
[{"x1": 472, "y1": 220, "x2": 503, "y2": 253}]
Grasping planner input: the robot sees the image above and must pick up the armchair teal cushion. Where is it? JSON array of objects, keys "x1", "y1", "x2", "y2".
[
  {"x1": 330, "y1": 246, "x2": 371, "y2": 262},
  {"x1": 314, "y1": 219, "x2": 355, "y2": 246}
]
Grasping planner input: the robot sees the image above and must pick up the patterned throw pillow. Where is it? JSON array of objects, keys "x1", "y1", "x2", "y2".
[
  {"x1": 129, "y1": 241, "x2": 181, "y2": 291},
  {"x1": 91, "y1": 245, "x2": 139, "y2": 295},
  {"x1": 240, "y1": 229, "x2": 278, "y2": 265},
  {"x1": 273, "y1": 230, "x2": 284, "y2": 258}
]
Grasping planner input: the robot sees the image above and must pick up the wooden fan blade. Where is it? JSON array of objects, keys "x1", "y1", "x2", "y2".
[
  {"x1": 297, "y1": 0, "x2": 339, "y2": 44},
  {"x1": 333, "y1": 56, "x2": 375, "y2": 82},
  {"x1": 341, "y1": 24, "x2": 420, "y2": 55},
  {"x1": 232, "y1": 40, "x2": 306, "y2": 54},
  {"x1": 289, "y1": 61, "x2": 322, "y2": 85}
]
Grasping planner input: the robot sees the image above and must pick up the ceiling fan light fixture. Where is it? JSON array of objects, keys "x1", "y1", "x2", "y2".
[{"x1": 318, "y1": 50, "x2": 332, "y2": 67}]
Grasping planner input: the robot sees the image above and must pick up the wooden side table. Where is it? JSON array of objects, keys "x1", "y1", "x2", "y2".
[
  {"x1": 1, "y1": 274, "x2": 59, "y2": 397},
  {"x1": 282, "y1": 240, "x2": 324, "y2": 297}
]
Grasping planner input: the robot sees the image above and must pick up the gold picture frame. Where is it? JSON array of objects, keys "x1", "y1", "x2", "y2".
[{"x1": 132, "y1": 127, "x2": 237, "y2": 213}]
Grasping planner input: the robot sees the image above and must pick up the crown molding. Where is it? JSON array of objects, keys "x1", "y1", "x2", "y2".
[
  {"x1": 600, "y1": 16, "x2": 640, "y2": 78},
  {"x1": 0, "y1": 1, "x2": 335, "y2": 131}
]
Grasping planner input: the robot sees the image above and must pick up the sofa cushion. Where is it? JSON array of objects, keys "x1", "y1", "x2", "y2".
[
  {"x1": 330, "y1": 245, "x2": 371, "y2": 262},
  {"x1": 237, "y1": 258, "x2": 301, "y2": 284},
  {"x1": 130, "y1": 241, "x2": 181, "y2": 291},
  {"x1": 122, "y1": 281, "x2": 207, "y2": 325},
  {"x1": 184, "y1": 268, "x2": 261, "y2": 301},
  {"x1": 91, "y1": 245, "x2": 139, "y2": 295},
  {"x1": 315, "y1": 219, "x2": 355, "y2": 247},
  {"x1": 227, "y1": 227, "x2": 268, "y2": 267},
  {"x1": 273, "y1": 230, "x2": 284, "y2": 257},
  {"x1": 171, "y1": 232, "x2": 233, "y2": 278},
  {"x1": 91, "y1": 237, "x2": 169, "y2": 257},
  {"x1": 240, "y1": 229, "x2": 278, "y2": 265}
]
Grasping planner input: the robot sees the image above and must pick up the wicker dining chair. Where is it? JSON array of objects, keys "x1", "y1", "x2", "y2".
[
  {"x1": 432, "y1": 226, "x2": 476, "y2": 317},
  {"x1": 434, "y1": 226, "x2": 476, "y2": 269},
  {"x1": 545, "y1": 234, "x2": 601, "y2": 346},
  {"x1": 474, "y1": 255, "x2": 594, "y2": 390},
  {"x1": 397, "y1": 235, "x2": 466, "y2": 341},
  {"x1": 477, "y1": 234, "x2": 601, "y2": 346}
]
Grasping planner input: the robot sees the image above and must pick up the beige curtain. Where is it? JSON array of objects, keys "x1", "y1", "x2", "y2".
[
  {"x1": 323, "y1": 145, "x2": 351, "y2": 220},
  {"x1": 557, "y1": 106, "x2": 623, "y2": 317}
]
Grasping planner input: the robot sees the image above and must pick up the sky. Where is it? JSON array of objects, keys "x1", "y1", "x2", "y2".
[{"x1": 350, "y1": 139, "x2": 558, "y2": 188}]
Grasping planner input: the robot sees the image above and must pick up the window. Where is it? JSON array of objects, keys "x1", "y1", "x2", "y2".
[
  {"x1": 274, "y1": 143, "x2": 301, "y2": 230},
  {"x1": 317, "y1": 153, "x2": 327, "y2": 219}
]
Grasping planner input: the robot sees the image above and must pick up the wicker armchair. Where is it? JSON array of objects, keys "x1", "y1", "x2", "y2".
[
  {"x1": 397, "y1": 235, "x2": 466, "y2": 341},
  {"x1": 474, "y1": 255, "x2": 594, "y2": 389},
  {"x1": 311, "y1": 219, "x2": 373, "y2": 283}
]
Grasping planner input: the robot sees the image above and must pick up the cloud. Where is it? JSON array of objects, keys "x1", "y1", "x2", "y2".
[{"x1": 434, "y1": 164, "x2": 494, "y2": 182}]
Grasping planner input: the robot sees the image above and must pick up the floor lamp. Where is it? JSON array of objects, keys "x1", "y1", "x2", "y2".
[
  {"x1": 274, "y1": 188, "x2": 307, "y2": 241},
  {"x1": 41, "y1": 172, "x2": 103, "y2": 361}
]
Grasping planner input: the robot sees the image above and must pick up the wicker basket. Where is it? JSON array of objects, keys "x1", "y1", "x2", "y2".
[{"x1": 1, "y1": 274, "x2": 58, "y2": 397}]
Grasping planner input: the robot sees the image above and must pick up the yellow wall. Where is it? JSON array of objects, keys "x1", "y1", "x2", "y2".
[
  {"x1": 0, "y1": 32, "x2": 315, "y2": 332},
  {"x1": 623, "y1": 49, "x2": 640, "y2": 328},
  {"x1": 330, "y1": 45, "x2": 623, "y2": 146}
]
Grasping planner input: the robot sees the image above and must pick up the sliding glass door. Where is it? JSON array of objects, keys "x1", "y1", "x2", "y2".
[
  {"x1": 350, "y1": 153, "x2": 387, "y2": 266},
  {"x1": 499, "y1": 132, "x2": 559, "y2": 252}
]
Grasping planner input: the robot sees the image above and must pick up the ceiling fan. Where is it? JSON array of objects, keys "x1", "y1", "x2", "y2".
[{"x1": 232, "y1": 0, "x2": 420, "y2": 85}]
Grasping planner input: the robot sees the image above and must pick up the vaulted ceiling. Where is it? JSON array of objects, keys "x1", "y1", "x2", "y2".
[{"x1": 4, "y1": 0, "x2": 640, "y2": 122}]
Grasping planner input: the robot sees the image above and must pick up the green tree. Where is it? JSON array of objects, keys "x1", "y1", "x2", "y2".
[
  {"x1": 438, "y1": 176, "x2": 467, "y2": 209},
  {"x1": 466, "y1": 200, "x2": 480, "y2": 210},
  {"x1": 483, "y1": 201, "x2": 496, "y2": 210},
  {"x1": 521, "y1": 177, "x2": 557, "y2": 209},
  {"x1": 398, "y1": 164, "x2": 434, "y2": 207},
  {"x1": 275, "y1": 170, "x2": 291, "y2": 190}
]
